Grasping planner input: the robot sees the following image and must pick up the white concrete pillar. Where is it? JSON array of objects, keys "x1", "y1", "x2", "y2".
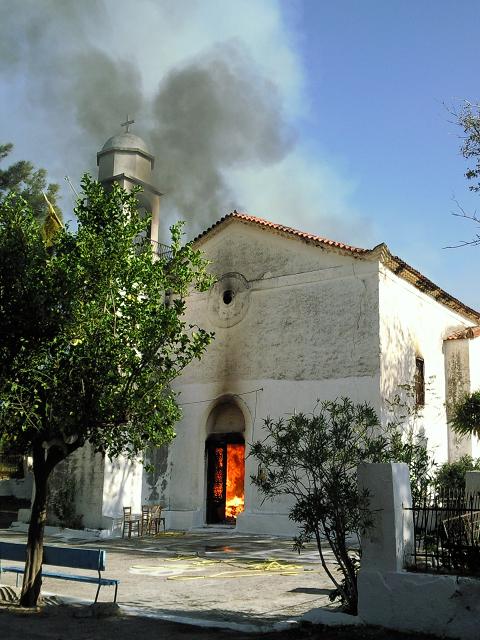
[
  {"x1": 357, "y1": 462, "x2": 413, "y2": 572},
  {"x1": 150, "y1": 194, "x2": 160, "y2": 245},
  {"x1": 465, "y1": 471, "x2": 480, "y2": 493},
  {"x1": 444, "y1": 338, "x2": 473, "y2": 460}
]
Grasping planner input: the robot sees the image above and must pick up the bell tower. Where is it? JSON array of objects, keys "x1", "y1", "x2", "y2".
[{"x1": 97, "y1": 117, "x2": 161, "y2": 245}]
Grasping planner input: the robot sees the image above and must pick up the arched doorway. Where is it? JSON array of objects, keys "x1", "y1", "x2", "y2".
[{"x1": 205, "y1": 402, "x2": 245, "y2": 525}]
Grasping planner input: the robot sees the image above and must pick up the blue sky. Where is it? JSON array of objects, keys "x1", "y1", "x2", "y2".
[
  {"x1": 0, "y1": 0, "x2": 479, "y2": 309},
  {"x1": 289, "y1": 2, "x2": 480, "y2": 300}
]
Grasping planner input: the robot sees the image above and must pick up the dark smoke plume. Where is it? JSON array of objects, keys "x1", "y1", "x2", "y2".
[
  {"x1": 0, "y1": 0, "x2": 369, "y2": 243},
  {"x1": 149, "y1": 42, "x2": 295, "y2": 235}
]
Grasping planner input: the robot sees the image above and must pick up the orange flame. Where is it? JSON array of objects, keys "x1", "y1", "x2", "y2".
[{"x1": 225, "y1": 444, "x2": 245, "y2": 520}]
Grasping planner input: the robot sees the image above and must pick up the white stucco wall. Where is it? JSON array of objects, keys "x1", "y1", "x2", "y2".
[
  {"x1": 163, "y1": 222, "x2": 381, "y2": 534},
  {"x1": 378, "y1": 264, "x2": 474, "y2": 463},
  {"x1": 359, "y1": 570, "x2": 480, "y2": 640},
  {"x1": 102, "y1": 455, "x2": 143, "y2": 522},
  {"x1": 165, "y1": 376, "x2": 381, "y2": 534},
  {"x1": 0, "y1": 474, "x2": 33, "y2": 500},
  {"x1": 45, "y1": 443, "x2": 105, "y2": 529},
  {"x1": 357, "y1": 462, "x2": 480, "y2": 640},
  {"x1": 181, "y1": 223, "x2": 380, "y2": 386},
  {"x1": 46, "y1": 444, "x2": 143, "y2": 531}
]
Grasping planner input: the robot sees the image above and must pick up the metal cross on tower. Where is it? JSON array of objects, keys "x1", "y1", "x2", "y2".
[{"x1": 121, "y1": 115, "x2": 135, "y2": 133}]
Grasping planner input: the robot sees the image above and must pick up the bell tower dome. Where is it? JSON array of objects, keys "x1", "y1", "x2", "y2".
[{"x1": 97, "y1": 117, "x2": 162, "y2": 245}]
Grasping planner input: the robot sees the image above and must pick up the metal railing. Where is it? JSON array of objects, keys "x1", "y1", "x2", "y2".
[
  {"x1": 406, "y1": 489, "x2": 480, "y2": 576},
  {"x1": 151, "y1": 240, "x2": 173, "y2": 260},
  {"x1": 133, "y1": 236, "x2": 173, "y2": 261}
]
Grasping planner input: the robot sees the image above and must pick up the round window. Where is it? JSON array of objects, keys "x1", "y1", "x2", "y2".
[
  {"x1": 223, "y1": 290, "x2": 234, "y2": 305},
  {"x1": 208, "y1": 272, "x2": 250, "y2": 328}
]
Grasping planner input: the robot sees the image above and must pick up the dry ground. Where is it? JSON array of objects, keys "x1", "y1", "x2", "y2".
[
  {"x1": 0, "y1": 529, "x2": 443, "y2": 639},
  {"x1": 0, "y1": 603, "x2": 441, "y2": 640}
]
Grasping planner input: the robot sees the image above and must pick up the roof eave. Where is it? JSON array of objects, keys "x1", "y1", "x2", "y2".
[{"x1": 193, "y1": 212, "x2": 480, "y2": 324}]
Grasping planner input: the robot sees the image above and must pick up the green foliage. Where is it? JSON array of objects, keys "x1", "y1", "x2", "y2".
[
  {"x1": 434, "y1": 455, "x2": 480, "y2": 493},
  {"x1": 387, "y1": 428, "x2": 434, "y2": 503},
  {"x1": 0, "y1": 143, "x2": 62, "y2": 233},
  {"x1": 384, "y1": 382, "x2": 436, "y2": 502},
  {"x1": 250, "y1": 398, "x2": 391, "y2": 615},
  {"x1": 457, "y1": 102, "x2": 480, "y2": 192},
  {"x1": 250, "y1": 396, "x2": 436, "y2": 614},
  {"x1": 0, "y1": 174, "x2": 214, "y2": 463},
  {"x1": 448, "y1": 101, "x2": 480, "y2": 247},
  {"x1": 450, "y1": 391, "x2": 480, "y2": 438},
  {"x1": 0, "y1": 174, "x2": 214, "y2": 606}
]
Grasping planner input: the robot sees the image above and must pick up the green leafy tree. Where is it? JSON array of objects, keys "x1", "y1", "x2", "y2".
[
  {"x1": 0, "y1": 175, "x2": 214, "y2": 606},
  {"x1": 446, "y1": 101, "x2": 480, "y2": 247},
  {"x1": 387, "y1": 428, "x2": 433, "y2": 503},
  {"x1": 450, "y1": 391, "x2": 480, "y2": 439},
  {"x1": 250, "y1": 399, "x2": 391, "y2": 615},
  {"x1": 434, "y1": 454, "x2": 480, "y2": 493},
  {"x1": 384, "y1": 383, "x2": 436, "y2": 503},
  {"x1": 250, "y1": 397, "x2": 434, "y2": 615},
  {"x1": 0, "y1": 143, "x2": 62, "y2": 241},
  {"x1": 457, "y1": 101, "x2": 480, "y2": 193}
]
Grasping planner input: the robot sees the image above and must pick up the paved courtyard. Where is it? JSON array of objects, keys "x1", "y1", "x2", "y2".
[{"x1": 0, "y1": 527, "x2": 339, "y2": 632}]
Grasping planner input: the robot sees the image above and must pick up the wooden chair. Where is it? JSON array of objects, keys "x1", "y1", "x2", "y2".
[
  {"x1": 151, "y1": 504, "x2": 166, "y2": 534},
  {"x1": 141, "y1": 504, "x2": 166, "y2": 535},
  {"x1": 141, "y1": 505, "x2": 153, "y2": 536},
  {"x1": 122, "y1": 506, "x2": 140, "y2": 538}
]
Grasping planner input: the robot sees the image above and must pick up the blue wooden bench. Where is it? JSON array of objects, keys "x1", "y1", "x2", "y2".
[{"x1": 0, "y1": 541, "x2": 119, "y2": 602}]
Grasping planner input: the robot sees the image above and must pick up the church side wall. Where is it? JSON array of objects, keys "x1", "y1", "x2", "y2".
[{"x1": 378, "y1": 264, "x2": 474, "y2": 463}]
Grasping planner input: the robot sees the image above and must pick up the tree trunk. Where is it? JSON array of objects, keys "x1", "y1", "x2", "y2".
[{"x1": 19, "y1": 446, "x2": 49, "y2": 607}]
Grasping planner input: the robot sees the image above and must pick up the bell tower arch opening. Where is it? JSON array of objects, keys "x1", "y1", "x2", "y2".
[{"x1": 205, "y1": 401, "x2": 246, "y2": 525}]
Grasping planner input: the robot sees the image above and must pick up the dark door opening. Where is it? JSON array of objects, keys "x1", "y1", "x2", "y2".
[{"x1": 206, "y1": 433, "x2": 245, "y2": 525}]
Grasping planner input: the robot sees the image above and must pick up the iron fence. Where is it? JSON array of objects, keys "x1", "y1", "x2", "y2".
[
  {"x1": 152, "y1": 240, "x2": 173, "y2": 260},
  {"x1": 0, "y1": 453, "x2": 24, "y2": 480},
  {"x1": 406, "y1": 489, "x2": 480, "y2": 576},
  {"x1": 133, "y1": 237, "x2": 173, "y2": 260}
]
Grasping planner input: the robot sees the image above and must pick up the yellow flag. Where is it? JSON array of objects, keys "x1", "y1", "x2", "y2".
[
  {"x1": 42, "y1": 192, "x2": 63, "y2": 228},
  {"x1": 42, "y1": 192, "x2": 63, "y2": 245}
]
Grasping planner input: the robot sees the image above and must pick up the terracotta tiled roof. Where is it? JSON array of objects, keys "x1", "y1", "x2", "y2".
[
  {"x1": 377, "y1": 250, "x2": 480, "y2": 323},
  {"x1": 446, "y1": 326, "x2": 480, "y2": 340},
  {"x1": 194, "y1": 211, "x2": 480, "y2": 323},
  {"x1": 194, "y1": 211, "x2": 370, "y2": 255}
]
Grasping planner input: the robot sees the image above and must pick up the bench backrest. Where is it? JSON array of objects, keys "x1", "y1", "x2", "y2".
[{"x1": 0, "y1": 541, "x2": 106, "y2": 571}]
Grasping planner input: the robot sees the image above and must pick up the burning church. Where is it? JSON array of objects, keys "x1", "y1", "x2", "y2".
[{"x1": 37, "y1": 126, "x2": 480, "y2": 537}]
